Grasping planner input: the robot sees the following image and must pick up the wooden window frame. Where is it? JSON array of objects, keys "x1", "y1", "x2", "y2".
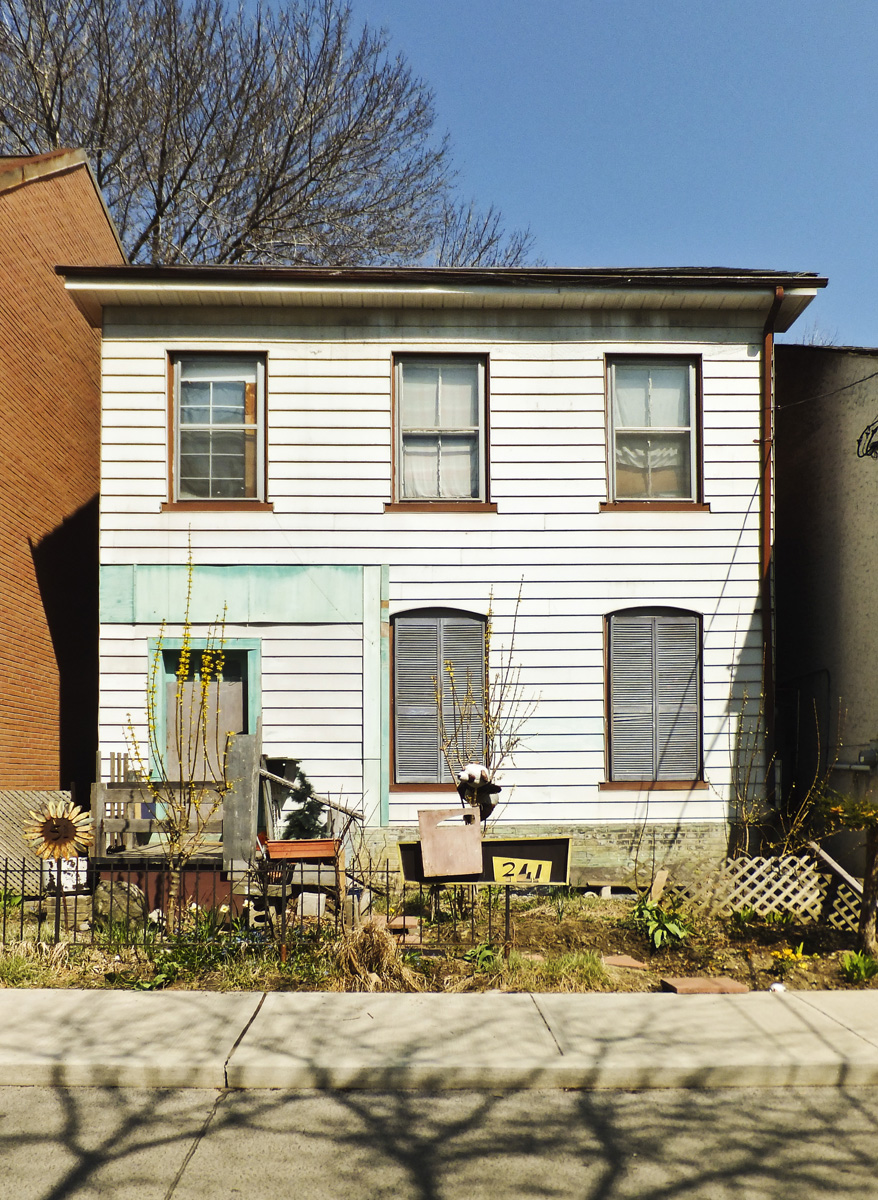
[
  {"x1": 163, "y1": 351, "x2": 272, "y2": 510},
  {"x1": 603, "y1": 607, "x2": 703, "y2": 786},
  {"x1": 602, "y1": 355, "x2": 705, "y2": 510},
  {"x1": 390, "y1": 608, "x2": 487, "y2": 789},
  {"x1": 388, "y1": 353, "x2": 491, "y2": 508}
]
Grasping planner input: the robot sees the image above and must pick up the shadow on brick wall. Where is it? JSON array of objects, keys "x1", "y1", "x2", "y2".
[{"x1": 30, "y1": 494, "x2": 98, "y2": 802}]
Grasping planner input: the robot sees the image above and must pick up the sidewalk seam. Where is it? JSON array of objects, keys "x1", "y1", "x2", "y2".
[
  {"x1": 163, "y1": 1092, "x2": 225, "y2": 1200},
  {"x1": 791, "y1": 992, "x2": 878, "y2": 1051},
  {"x1": 528, "y1": 993, "x2": 564, "y2": 1057},
  {"x1": 223, "y1": 992, "x2": 267, "y2": 1087}
]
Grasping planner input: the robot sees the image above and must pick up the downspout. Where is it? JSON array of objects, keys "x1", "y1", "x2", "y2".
[{"x1": 761, "y1": 285, "x2": 784, "y2": 799}]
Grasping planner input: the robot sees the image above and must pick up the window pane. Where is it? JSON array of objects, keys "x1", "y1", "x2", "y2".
[
  {"x1": 440, "y1": 363, "x2": 479, "y2": 427},
  {"x1": 401, "y1": 363, "x2": 439, "y2": 428},
  {"x1": 402, "y1": 435, "x2": 440, "y2": 498},
  {"x1": 440, "y1": 435, "x2": 479, "y2": 499},
  {"x1": 179, "y1": 381, "x2": 211, "y2": 425},
  {"x1": 648, "y1": 365, "x2": 689, "y2": 428},
  {"x1": 180, "y1": 359, "x2": 258, "y2": 384},
  {"x1": 211, "y1": 381, "x2": 247, "y2": 424},
  {"x1": 179, "y1": 429, "x2": 256, "y2": 499},
  {"x1": 615, "y1": 433, "x2": 690, "y2": 499},
  {"x1": 613, "y1": 365, "x2": 650, "y2": 427}
]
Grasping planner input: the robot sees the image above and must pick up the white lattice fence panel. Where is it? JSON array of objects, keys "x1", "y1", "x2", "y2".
[
  {"x1": 825, "y1": 881, "x2": 861, "y2": 933},
  {"x1": 718, "y1": 856, "x2": 825, "y2": 919},
  {"x1": 674, "y1": 855, "x2": 862, "y2": 930}
]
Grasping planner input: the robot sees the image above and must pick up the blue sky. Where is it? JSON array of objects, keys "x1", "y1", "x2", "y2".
[{"x1": 348, "y1": 0, "x2": 878, "y2": 345}]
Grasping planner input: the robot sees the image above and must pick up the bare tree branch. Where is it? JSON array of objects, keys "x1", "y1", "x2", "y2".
[{"x1": 0, "y1": 0, "x2": 535, "y2": 265}]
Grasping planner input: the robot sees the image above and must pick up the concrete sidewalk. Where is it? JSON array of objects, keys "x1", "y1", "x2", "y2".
[{"x1": 1, "y1": 988, "x2": 877, "y2": 1090}]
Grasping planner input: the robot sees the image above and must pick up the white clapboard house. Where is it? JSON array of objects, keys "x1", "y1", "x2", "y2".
[{"x1": 61, "y1": 266, "x2": 825, "y2": 877}]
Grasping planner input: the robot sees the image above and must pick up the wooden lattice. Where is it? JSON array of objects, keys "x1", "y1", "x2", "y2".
[
  {"x1": 825, "y1": 881, "x2": 861, "y2": 933},
  {"x1": 717, "y1": 855, "x2": 825, "y2": 919},
  {"x1": 673, "y1": 855, "x2": 861, "y2": 932}
]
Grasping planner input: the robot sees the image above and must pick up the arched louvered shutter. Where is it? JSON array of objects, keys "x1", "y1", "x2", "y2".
[
  {"x1": 609, "y1": 610, "x2": 701, "y2": 782},
  {"x1": 654, "y1": 614, "x2": 700, "y2": 779},
  {"x1": 609, "y1": 615, "x2": 657, "y2": 781},
  {"x1": 394, "y1": 611, "x2": 485, "y2": 784}
]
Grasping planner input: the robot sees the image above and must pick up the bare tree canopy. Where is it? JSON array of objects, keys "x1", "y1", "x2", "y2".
[{"x1": 0, "y1": 0, "x2": 535, "y2": 265}]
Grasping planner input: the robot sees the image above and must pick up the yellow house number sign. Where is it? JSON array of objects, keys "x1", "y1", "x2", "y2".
[{"x1": 492, "y1": 856, "x2": 552, "y2": 884}]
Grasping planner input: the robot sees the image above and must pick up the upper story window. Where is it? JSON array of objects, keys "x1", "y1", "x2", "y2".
[
  {"x1": 608, "y1": 358, "x2": 699, "y2": 503},
  {"x1": 173, "y1": 354, "x2": 265, "y2": 501},
  {"x1": 395, "y1": 356, "x2": 486, "y2": 502}
]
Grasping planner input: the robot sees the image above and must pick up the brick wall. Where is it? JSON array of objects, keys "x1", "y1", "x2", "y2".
[{"x1": 0, "y1": 157, "x2": 124, "y2": 789}]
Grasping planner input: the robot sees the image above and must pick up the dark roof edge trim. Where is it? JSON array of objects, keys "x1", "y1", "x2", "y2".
[{"x1": 56, "y1": 264, "x2": 828, "y2": 290}]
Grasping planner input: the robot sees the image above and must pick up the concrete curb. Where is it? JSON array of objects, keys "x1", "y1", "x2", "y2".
[{"x1": 1, "y1": 989, "x2": 877, "y2": 1091}]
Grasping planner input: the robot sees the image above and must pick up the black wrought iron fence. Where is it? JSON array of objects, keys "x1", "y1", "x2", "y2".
[{"x1": 0, "y1": 857, "x2": 516, "y2": 950}]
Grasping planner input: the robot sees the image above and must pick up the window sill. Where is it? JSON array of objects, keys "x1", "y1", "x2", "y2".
[
  {"x1": 600, "y1": 501, "x2": 710, "y2": 512},
  {"x1": 598, "y1": 780, "x2": 708, "y2": 791},
  {"x1": 390, "y1": 782, "x2": 459, "y2": 792},
  {"x1": 384, "y1": 501, "x2": 497, "y2": 513},
  {"x1": 161, "y1": 500, "x2": 274, "y2": 512}
]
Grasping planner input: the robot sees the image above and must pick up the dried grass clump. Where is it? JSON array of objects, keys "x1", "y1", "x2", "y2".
[{"x1": 335, "y1": 921, "x2": 425, "y2": 992}]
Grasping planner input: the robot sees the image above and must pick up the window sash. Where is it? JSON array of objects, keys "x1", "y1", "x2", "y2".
[
  {"x1": 609, "y1": 360, "x2": 698, "y2": 501},
  {"x1": 609, "y1": 611, "x2": 701, "y2": 781},
  {"x1": 394, "y1": 612, "x2": 486, "y2": 783},
  {"x1": 396, "y1": 358, "x2": 486, "y2": 500},
  {"x1": 174, "y1": 356, "x2": 265, "y2": 501}
]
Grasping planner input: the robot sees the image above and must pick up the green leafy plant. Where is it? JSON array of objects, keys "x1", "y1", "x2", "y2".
[
  {"x1": 0, "y1": 889, "x2": 22, "y2": 912},
  {"x1": 764, "y1": 909, "x2": 796, "y2": 926},
  {"x1": 551, "y1": 886, "x2": 577, "y2": 923},
  {"x1": 463, "y1": 942, "x2": 500, "y2": 972},
  {"x1": 841, "y1": 950, "x2": 878, "y2": 984},
  {"x1": 771, "y1": 942, "x2": 807, "y2": 977},
  {"x1": 630, "y1": 894, "x2": 690, "y2": 951},
  {"x1": 729, "y1": 905, "x2": 757, "y2": 934}
]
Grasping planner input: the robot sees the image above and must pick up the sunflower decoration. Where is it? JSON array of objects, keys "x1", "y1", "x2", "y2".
[{"x1": 23, "y1": 799, "x2": 93, "y2": 861}]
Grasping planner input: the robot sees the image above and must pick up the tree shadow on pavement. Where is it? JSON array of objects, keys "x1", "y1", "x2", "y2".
[{"x1": 4, "y1": 1082, "x2": 878, "y2": 1199}]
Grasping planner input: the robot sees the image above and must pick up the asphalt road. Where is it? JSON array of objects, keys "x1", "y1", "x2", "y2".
[{"x1": 2, "y1": 1085, "x2": 878, "y2": 1200}]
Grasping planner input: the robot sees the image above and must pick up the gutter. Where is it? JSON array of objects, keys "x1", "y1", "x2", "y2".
[{"x1": 761, "y1": 285, "x2": 784, "y2": 796}]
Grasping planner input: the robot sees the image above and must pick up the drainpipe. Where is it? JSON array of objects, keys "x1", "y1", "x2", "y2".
[{"x1": 761, "y1": 285, "x2": 784, "y2": 799}]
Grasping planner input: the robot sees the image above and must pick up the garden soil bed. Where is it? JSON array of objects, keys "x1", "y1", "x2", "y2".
[{"x1": 493, "y1": 897, "x2": 869, "y2": 993}]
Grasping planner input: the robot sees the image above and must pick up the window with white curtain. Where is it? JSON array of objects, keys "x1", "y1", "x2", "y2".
[
  {"x1": 608, "y1": 358, "x2": 699, "y2": 501},
  {"x1": 396, "y1": 356, "x2": 486, "y2": 501},
  {"x1": 607, "y1": 608, "x2": 702, "y2": 782}
]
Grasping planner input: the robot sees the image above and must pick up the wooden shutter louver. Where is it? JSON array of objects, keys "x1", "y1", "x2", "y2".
[
  {"x1": 655, "y1": 616, "x2": 700, "y2": 779},
  {"x1": 394, "y1": 612, "x2": 485, "y2": 784},
  {"x1": 610, "y1": 615, "x2": 657, "y2": 781},
  {"x1": 394, "y1": 620, "x2": 442, "y2": 783},
  {"x1": 440, "y1": 617, "x2": 486, "y2": 782},
  {"x1": 609, "y1": 610, "x2": 700, "y2": 782}
]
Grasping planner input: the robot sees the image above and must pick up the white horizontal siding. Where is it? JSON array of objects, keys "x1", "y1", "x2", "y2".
[
  {"x1": 99, "y1": 307, "x2": 767, "y2": 826},
  {"x1": 98, "y1": 623, "x2": 365, "y2": 802}
]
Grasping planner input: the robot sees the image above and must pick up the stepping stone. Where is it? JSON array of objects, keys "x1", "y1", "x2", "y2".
[
  {"x1": 661, "y1": 976, "x2": 749, "y2": 994},
  {"x1": 604, "y1": 954, "x2": 648, "y2": 970},
  {"x1": 386, "y1": 916, "x2": 420, "y2": 931}
]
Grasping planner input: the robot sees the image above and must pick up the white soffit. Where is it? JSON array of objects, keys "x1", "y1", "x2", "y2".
[{"x1": 63, "y1": 278, "x2": 820, "y2": 332}]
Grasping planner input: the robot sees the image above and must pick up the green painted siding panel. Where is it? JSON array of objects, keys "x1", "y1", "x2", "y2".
[{"x1": 101, "y1": 564, "x2": 365, "y2": 624}]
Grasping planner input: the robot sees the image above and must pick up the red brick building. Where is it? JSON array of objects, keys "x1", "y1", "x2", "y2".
[{"x1": 0, "y1": 149, "x2": 126, "y2": 795}]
